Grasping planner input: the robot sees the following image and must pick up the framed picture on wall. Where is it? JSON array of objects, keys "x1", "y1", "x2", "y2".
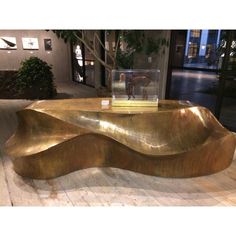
[
  {"x1": 22, "y1": 38, "x2": 39, "y2": 50},
  {"x1": 44, "y1": 39, "x2": 52, "y2": 51},
  {"x1": 0, "y1": 37, "x2": 17, "y2": 49}
]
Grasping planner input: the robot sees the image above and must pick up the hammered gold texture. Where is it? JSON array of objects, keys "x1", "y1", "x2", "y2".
[{"x1": 4, "y1": 98, "x2": 236, "y2": 179}]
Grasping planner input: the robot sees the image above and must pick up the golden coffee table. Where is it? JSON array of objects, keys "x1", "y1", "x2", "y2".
[{"x1": 5, "y1": 98, "x2": 236, "y2": 179}]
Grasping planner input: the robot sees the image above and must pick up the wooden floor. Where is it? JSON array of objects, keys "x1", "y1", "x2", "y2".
[{"x1": 0, "y1": 99, "x2": 236, "y2": 206}]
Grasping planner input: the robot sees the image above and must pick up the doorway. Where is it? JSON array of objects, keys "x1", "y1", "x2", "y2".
[{"x1": 71, "y1": 41, "x2": 95, "y2": 87}]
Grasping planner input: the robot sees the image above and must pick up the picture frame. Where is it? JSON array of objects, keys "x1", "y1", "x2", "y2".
[
  {"x1": 0, "y1": 37, "x2": 17, "y2": 49},
  {"x1": 44, "y1": 38, "x2": 52, "y2": 51},
  {"x1": 22, "y1": 37, "x2": 39, "y2": 50}
]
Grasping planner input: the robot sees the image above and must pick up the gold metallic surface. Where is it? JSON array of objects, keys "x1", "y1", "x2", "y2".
[{"x1": 5, "y1": 98, "x2": 236, "y2": 179}]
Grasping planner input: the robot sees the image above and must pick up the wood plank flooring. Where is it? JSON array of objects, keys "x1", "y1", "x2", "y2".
[{"x1": 0, "y1": 99, "x2": 236, "y2": 206}]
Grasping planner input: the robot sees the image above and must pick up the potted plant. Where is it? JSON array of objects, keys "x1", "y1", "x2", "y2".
[{"x1": 16, "y1": 56, "x2": 57, "y2": 99}]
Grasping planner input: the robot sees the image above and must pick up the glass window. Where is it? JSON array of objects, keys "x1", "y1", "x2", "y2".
[
  {"x1": 191, "y1": 30, "x2": 200, "y2": 38},
  {"x1": 184, "y1": 30, "x2": 222, "y2": 69},
  {"x1": 188, "y1": 43, "x2": 198, "y2": 58}
]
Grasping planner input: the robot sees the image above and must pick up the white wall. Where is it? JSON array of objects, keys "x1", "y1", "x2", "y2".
[{"x1": 0, "y1": 30, "x2": 72, "y2": 82}]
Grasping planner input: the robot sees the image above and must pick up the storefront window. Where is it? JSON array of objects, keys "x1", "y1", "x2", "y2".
[
  {"x1": 191, "y1": 30, "x2": 200, "y2": 38},
  {"x1": 188, "y1": 43, "x2": 198, "y2": 58},
  {"x1": 184, "y1": 30, "x2": 222, "y2": 69}
]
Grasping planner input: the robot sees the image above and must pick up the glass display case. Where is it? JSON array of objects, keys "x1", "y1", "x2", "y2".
[{"x1": 112, "y1": 69, "x2": 160, "y2": 106}]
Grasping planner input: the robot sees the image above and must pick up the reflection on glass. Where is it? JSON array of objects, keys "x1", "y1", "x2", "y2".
[
  {"x1": 217, "y1": 31, "x2": 236, "y2": 71},
  {"x1": 229, "y1": 36, "x2": 236, "y2": 70},
  {"x1": 219, "y1": 31, "x2": 236, "y2": 131}
]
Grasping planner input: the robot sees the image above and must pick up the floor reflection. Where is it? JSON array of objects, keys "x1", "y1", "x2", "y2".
[{"x1": 170, "y1": 69, "x2": 236, "y2": 131}]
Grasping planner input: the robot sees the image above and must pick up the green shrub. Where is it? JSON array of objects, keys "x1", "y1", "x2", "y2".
[{"x1": 17, "y1": 56, "x2": 57, "y2": 99}]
